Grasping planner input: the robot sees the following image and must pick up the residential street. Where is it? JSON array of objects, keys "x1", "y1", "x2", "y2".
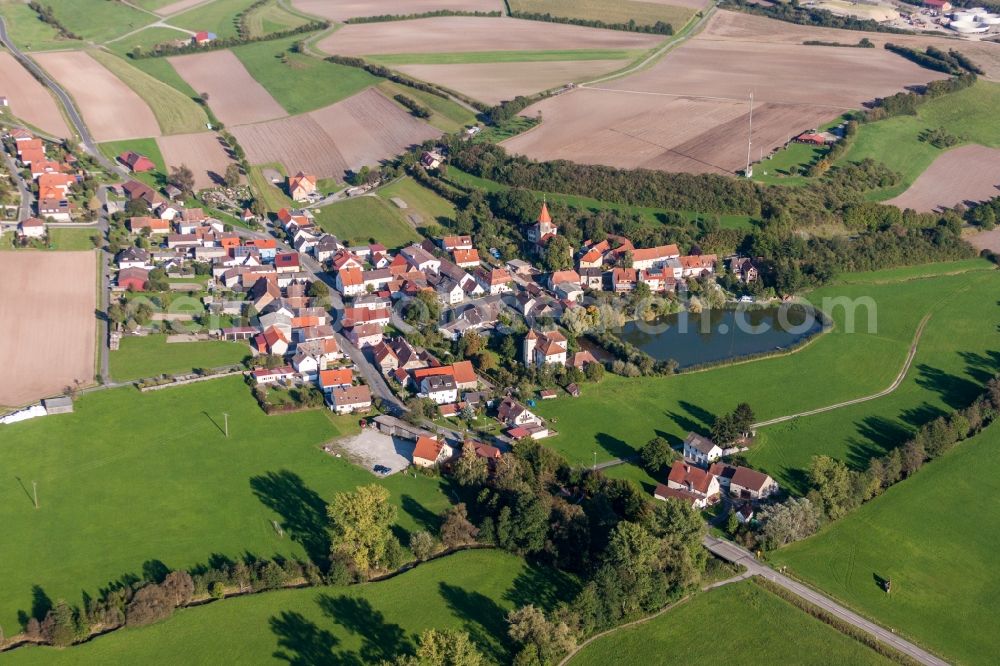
[
  {"x1": 702, "y1": 536, "x2": 949, "y2": 666},
  {"x1": 1, "y1": 141, "x2": 32, "y2": 222}
]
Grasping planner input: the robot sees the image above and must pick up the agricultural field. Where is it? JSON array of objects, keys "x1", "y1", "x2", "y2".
[
  {"x1": 32, "y1": 51, "x2": 160, "y2": 142},
  {"x1": 241, "y1": 0, "x2": 310, "y2": 36},
  {"x1": 394, "y1": 59, "x2": 628, "y2": 105},
  {"x1": 313, "y1": 196, "x2": 422, "y2": 247},
  {"x1": 249, "y1": 163, "x2": 293, "y2": 210},
  {"x1": 110, "y1": 335, "x2": 250, "y2": 382},
  {"x1": 533, "y1": 261, "x2": 999, "y2": 467},
  {"x1": 886, "y1": 144, "x2": 1000, "y2": 212},
  {"x1": 5, "y1": 550, "x2": 573, "y2": 665},
  {"x1": 232, "y1": 88, "x2": 440, "y2": 180},
  {"x1": 169, "y1": 50, "x2": 287, "y2": 126},
  {"x1": 34, "y1": 0, "x2": 155, "y2": 43},
  {"x1": 0, "y1": 52, "x2": 70, "y2": 138},
  {"x1": 292, "y1": 0, "x2": 505, "y2": 21},
  {"x1": 744, "y1": 267, "x2": 1000, "y2": 491},
  {"x1": 509, "y1": 0, "x2": 702, "y2": 31},
  {"x1": 231, "y1": 37, "x2": 381, "y2": 115},
  {"x1": 377, "y1": 176, "x2": 457, "y2": 229},
  {"x1": 0, "y1": 0, "x2": 78, "y2": 52},
  {"x1": 376, "y1": 81, "x2": 477, "y2": 133},
  {"x1": 105, "y1": 25, "x2": 197, "y2": 59},
  {"x1": 0, "y1": 252, "x2": 95, "y2": 407},
  {"x1": 154, "y1": 0, "x2": 211, "y2": 16},
  {"x1": 570, "y1": 580, "x2": 891, "y2": 666},
  {"x1": 89, "y1": 49, "x2": 208, "y2": 136},
  {"x1": 316, "y1": 16, "x2": 665, "y2": 56},
  {"x1": 0, "y1": 376, "x2": 455, "y2": 633},
  {"x1": 504, "y1": 34, "x2": 941, "y2": 175},
  {"x1": 166, "y1": 0, "x2": 259, "y2": 39},
  {"x1": 770, "y1": 422, "x2": 1000, "y2": 665},
  {"x1": 156, "y1": 132, "x2": 238, "y2": 190}
]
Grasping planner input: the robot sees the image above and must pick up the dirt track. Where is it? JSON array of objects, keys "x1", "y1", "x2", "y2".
[
  {"x1": 0, "y1": 52, "x2": 71, "y2": 138},
  {"x1": 157, "y1": 132, "x2": 238, "y2": 189},
  {"x1": 0, "y1": 252, "x2": 96, "y2": 407},
  {"x1": 32, "y1": 51, "x2": 159, "y2": 142},
  {"x1": 232, "y1": 88, "x2": 440, "y2": 178},
  {"x1": 293, "y1": 0, "x2": 504, "y2": 20},
  {"x1": 169, "y1": 50, "x2": 286, "y2": 126},
  {"x1": 395, "y1": 60, "x2": 624, "y2": 104},
  {"x1": 887, "y1": 144, "x2": 1000, "y2": 212},
  {"x1": 316, "y1": 16, "x2": 664, "y2": 55}
]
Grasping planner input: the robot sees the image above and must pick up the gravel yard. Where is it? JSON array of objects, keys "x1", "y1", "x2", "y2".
[{"x1": 333, "y1": 428, "x2": 415, "y2": 476}]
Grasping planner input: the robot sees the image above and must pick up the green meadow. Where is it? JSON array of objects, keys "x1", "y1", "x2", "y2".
[
  {"x1": 0, "y1": 0, "x2": 78, "y2": 51},
  {"x1": 98, "y1": 137, "x2": 166, "y2": 188},
  {"x1": 313, "y1": 196, "x2": 421, "y2": 249},
  {"x1": 570, "y1": 580, "x2": 891, "y2": 666},
  {"x1": 0, "y1": 377, "x2": 454, "y2": 632},
  {"x1": 378, "y1": 176, "x2": 457, "y2": 230},
  {"x1": 41, "y1": 0, "x2": 156, "y2": 43},
  {"x1": 109, "y1": 335, "x2": 251, "y2": 382},
  {"x1": 5, "y1": 550, "x2": 577, "y2": 665},
  {"x1": 771, "y1": 421, "x2": 1000, "y2": 665}
]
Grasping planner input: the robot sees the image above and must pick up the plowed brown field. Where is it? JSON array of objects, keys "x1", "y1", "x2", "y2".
[
  {"x1": 169, "y1": 50, "x2": 286, "y2": 126},
  {"x1": 0, "y1": 252, "x2": 95, "y2": 407},
  {"x1": 231, "y1": 88, "x2": 440, "y2": 178},
  {"x1": 887, "y1": 144, "x2": 1000, "y2": 212},
  {"x1": 157, "y1": 132, "x2": 238, "y2": 190},
  {"x1": 316, "y1": 16, "x2": 663, "y2": 55},
  {"x1": 33, "y1": 51, "x2": 159, "y2": 142},
  {"x1": 0, "y1": 52, "x2": 71, "y2": 138},
  {"x1": 293, "y1": 0, "x2": 504, "y2": 21}
]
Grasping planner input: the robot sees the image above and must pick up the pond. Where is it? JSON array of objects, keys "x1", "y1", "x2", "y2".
[{"x1": 616, "y1": 305, "x2": 827, "y2": 368}]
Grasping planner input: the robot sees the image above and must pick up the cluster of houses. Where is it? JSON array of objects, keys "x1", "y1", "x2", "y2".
[
  {"x1": 653, "y1": 431, "x2": 779, "y2": 520},
  {"x1": 6, "y1": 128, "x2": 80, "y2": 232}
]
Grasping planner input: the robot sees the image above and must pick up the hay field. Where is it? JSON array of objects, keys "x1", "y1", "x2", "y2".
[
  {"x1": 886, "y1": 144, "x2": 1000, "y2": 212},
  {"x1": 32, "y1": 51, "x2": 159, "y2": 142},
  {"x1": 157, "y1": 132, "x2": 238, "y2": 189},
  {"x1": 154, "y1": 0, "x2": 207, "y2": 15},
  {"x1": 292, "y1": 0, "x2": 504, "y2": 20},
  {"x1": 0, "y1": 52, "x2": 70, "y2": 138},
  {"x1": 316, "y1": 16, "x2": 664, "y2": 56},
  {"x1": 0, "y1": 252, "x2": 95, "y2": 407},
  {"x1": 395, "y1": 59, "x2": 625, "y2": 104},
  {"x1": 169, "y1": 50, "x2": 286, "y2": 126},
  {"x1": 232, "y1": 88, "x2": 440, "y2": 178},
  {"x1": 504, "y1": 36, "x2": 940, "y2": 174}
]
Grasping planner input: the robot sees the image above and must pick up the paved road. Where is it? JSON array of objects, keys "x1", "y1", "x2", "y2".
[
  {"x1": 703, "y1": 536, "x2": 948, "y2": 666},
  {"x1": 751, "y1": 313, "x2": 932, "y2": 429},
  {"x1": 0, "y1": 141, "x2": 32, "y2": 222}
]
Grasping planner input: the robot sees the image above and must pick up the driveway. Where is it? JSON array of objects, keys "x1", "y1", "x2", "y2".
[{"x1": 333, "y1": 429, "x2": 414, "y2": 475}]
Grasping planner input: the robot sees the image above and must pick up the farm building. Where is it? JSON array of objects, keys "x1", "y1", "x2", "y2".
[
  {"x1": 288, "y1": 172, "x2": 317, "y2": 201},
  {"x1": 17, "y1": 217, "x2": 45, "y2": 239},
  {"x1": 118, "y1": 151, "x2": 156, "y2": 173},
  {"x1": 192, "y1": 31, "x2": 217, "y2": 46},
  {"x1": 42, "y1": 396, "x2": 74, "y2": 414},
  {"x1": 117, "y1": 267, "x2": 149, "y2": 291}
]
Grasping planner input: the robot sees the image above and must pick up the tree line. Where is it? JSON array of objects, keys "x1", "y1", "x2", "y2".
[
  {"x1": 393, "y1": 93, "x2": 431, "y2": 118},
  {"x1": 26, "y1": 2, "x2": 78, "y2": 40},
  {"x1": 130, "y1": 19, "x2": 329, "y2": 59},
  {"x1": 884, "y1": 44, "x2": 984, "y2": 76},
  {"x1": 344, "y1": 9, "x2": 502, "y2": 23},
  {"x1": 509, "y1": 10, "x2": 674, "y2": 35},
  {"x1": 324, "y1": 55, "x2": 488, "y2": 111}
]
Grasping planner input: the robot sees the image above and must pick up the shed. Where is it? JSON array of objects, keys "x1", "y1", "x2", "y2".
[{"x1": 43, "y1": 396, "x2": 74, "y2": 414}]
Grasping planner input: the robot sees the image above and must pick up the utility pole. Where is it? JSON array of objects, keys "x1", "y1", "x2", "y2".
[
  {"x1": 223, "y1": 412, "x2": 229, "y2": 438},
  {"x1": 32, "y1": 481, "x2": 38, "y2": 509},
  {"x1": 593, "y1": 452, "x2": 597, "y2": 471}
]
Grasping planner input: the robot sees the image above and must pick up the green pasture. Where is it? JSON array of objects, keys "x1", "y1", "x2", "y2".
[
  {"x1": 42, "y1": 0, "x2": 156, "y2": 43},
  {"x1": 377, "y1": 176, "x2": 457, "y2": 230},
  {"x1": 313, "y1": 196, "x2": 420, "y2": 248},
  {"x1": 0, "y1": 1, "x2": 78, "y2": 51},
  {"x1": 249, "y1": 163, "x2": 294, "y2": 211},
  {"x1": 166, "y1": 0, "x2": 257, "y2": 39},
  {"x1": 109, "y1": 335, "x2": 251, "y2": 382}
]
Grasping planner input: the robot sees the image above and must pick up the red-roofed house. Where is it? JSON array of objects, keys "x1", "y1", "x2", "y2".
[
  {"x1": 252, "y1": 366, "x2": 296, "y2": 384},
  {"x1": 274, "y1": 252, "x2": 300, "y2": 273},
  {"x1": 412, "y1": 436, "x2": 453, "y2": 468},
  {"x1": 118, "y1": 151, "x2": 156, "y2": 173},
  {"x1": 254, "y1": 326, "x2": 290, "y2": 356},
  {"x1": 319, "y1": 368, "x2": 353, "y2": 392},
  {"x1": 288, "y1": 172, "x2": 317, "y2": 201},
  {"x1": 452, "y1": 248, "x2": 480, "y2": 268},
  {"x1": 523, "y1": 329, "x2": 567, "y2": 367},
  {"x1": 631, "y1": 244, "x2": 680, "y2": 271},
  {"x1": 664, "y1": 461, "x2": 720, "y2": 509},
  {"x1": 128, "y1": 216, "x2": 170, "y2": 234},
  {"x1": 118, "y1": 267, "x2": 149, "y2": 291},
  {"x1": 193, "y1": 31, "x2": 216, "y2": 45},
  {"x1": 679, "y1": 254, "x2": 717, "y2": 277}
]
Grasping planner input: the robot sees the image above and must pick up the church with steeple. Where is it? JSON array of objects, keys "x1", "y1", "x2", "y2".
[{"x1": 527, "y1": 201, "x2": 558, "y2": 254}]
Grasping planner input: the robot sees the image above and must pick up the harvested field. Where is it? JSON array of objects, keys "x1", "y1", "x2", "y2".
[
  {"x1": 886, "y1": 144, "x2": 1000, "y2": 212},
  {"x1": 0, "y1": 252, "x2": 95, "y2": 407},
  {"x1": 169, "y1": 50, "x2": 286, "y2": 126},
  {"x1": 154, "y1": 0, "x2": 208, "y2": 15},
  {"x1": 293, "y1": 0, "x2": 503, "y2": 21},
  {"x1": 0, "y1": 52, "x2": 70, "y2": 138},
  {"x1": 156, "y1": 132, "x2": 238, "y2": 189},
  {"x1": 32, "y1": 51, "x2": 159, "y2": 142},
  {"x1": 505, "y1": 36, "x2": 941, "y2": 174},
  {"x1": 968, "y1": 228, "x2": 1000, "y2": 253},
  {"x1": 316, "y1": 16, "x2": 664, "y2": 56},
  {"x1": 232, "y1": 88, "x2": 440, "y2": 178},
  {"x1": 509, "y1": 0, "x2": 699, "y2": 29},
  {"x1": 395, "y1": 60, "x2": 625, "y2": 104},
  {"x1": 701, "y1": 10, "x2": 1000, "y2": 81}
]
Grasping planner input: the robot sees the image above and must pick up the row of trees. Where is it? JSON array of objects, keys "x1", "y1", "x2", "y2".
[
  {"x1": 27, "y1": 2, "x2": 78, "y2": 40},
  {"x1": 884, "y1": 44, "x2": 984, "y2": 76},
  {"x1": 393, "y1": 93, "x2": 431, "y2": 119},
  {"x1": 346, "y1": 9, "x2": 501, "y2": 23},
  {"x1": 508, "y1": 11, "x2": 674, "y2": 35},
  {"x1": 132, "y1": 18, "x2": 329, "y2": 59}
]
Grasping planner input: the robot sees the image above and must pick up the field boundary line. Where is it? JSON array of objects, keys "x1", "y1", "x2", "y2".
[
  {"x1": 581, "y1": 86, "x2": 855, "y2": 111},
  {"x1": 753, "y1": 312, "x2": 931, "y2": 429}
]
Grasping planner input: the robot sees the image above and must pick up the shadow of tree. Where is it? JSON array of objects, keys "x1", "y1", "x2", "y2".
[
  {"x1": 251, "y1": 470, "x2": 331, "y2": 569},
  {"x1": 439, "y1": 582, "x2": 509, "y2": 663},
  {"x1": 595, "y1": 432, "x2": 635, "y2": 460},
  {"x1": 959, "y1": 350, "x2": 1000, "y2": 385},
  {"x1": 271, "y1": 610, "x2": 360, "y2": 666},
  {"x1": 678, "y1": 400, "x2": 715, "y2": 431},
  {"x1": 18, "y1": 585, "x2": 52, "y2": 627},
  {"x1": 665, "y1": 411, "x2": 701, "y2": 441},
  {"x1": 401, "y1": 494, "x2": 440, "y2": 534},
  {"x1": 142, "y1": 559, "x2": 169, "y2": 584},
  {"x1": 318, "y1": 594, "x2": 413, "y2": 663},
  {"x1": 504, "y1": 562, "x2": 582, "y2": 613},
  {"x1": 914, "y1": 364, "x2": 982, "y2": 410}
]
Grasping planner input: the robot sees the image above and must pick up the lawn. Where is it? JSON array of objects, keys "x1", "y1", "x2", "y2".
[
  {"x1": 745, "y1": 267, "x2": 1000, "y2": 492},
  {"x1": 534, "y1": 264, "x2": 999, "y2": 469},
  {"x1": 98, "y1": 138, "x2": 166, "y2": 189},
  {"x1": 570, "y1": 580, "x2": 891, "y2": 665},
  {"x1": 367, "y1": 49, "x2": 643, "y2": 65},
  {"x1": 249, "y1": 162, "x2": 293, "y2": 211},
  {"x1": 40, "y1": 0, "x2": 156, "y2": 43},
  {"x1": 833, "y1": 80, "x2": 1000, "y2": 200},
  {"x1": 90, "y1": 49, "x2": 208, "y2": 135},
  {"x1": 6, "y1": 550, "x2": 578, "y2": 664},
  {"x1": 166, "y1": 0, "x2": 262, "y2": 39},
  {"x1": 313, "y1": 196, "x2": 420, "y2": 248},
  {"x1": 104, "y1": 26, "x2": 198, "y2": 59},
  {"x1": 377, "y1": 176, "x2": 457, "y2": 230},
  {"x1": 242, "y1": 0, "x2": 310, "y2": 38},
  {"x1": 0, "y1": 1, "x2": 79, "y2": 51},
  {"x1": 110, "y1": 334, "x2": 250, "y2": 382},
  {"x1": 509, "y1": 0, "x2": 698, "y2": 31},
  {"x1": 752, "y1": 141, "x2": 826, "y2": 187},
  {"x1": 47, "y1": 228, "x2": 100, "y2": 251},
  {"x1": 770, "y1": 421, "x2": 1000, "y2": 665},
  {"x1": 377, "y1": 81, "x2": 476, "y2": 133},
  {"x1": 232, "y1": 37, "x2": 380, "y2": 115},
  {"x1": 0, "y1": 376, "x2": 456, "y2": 633}
]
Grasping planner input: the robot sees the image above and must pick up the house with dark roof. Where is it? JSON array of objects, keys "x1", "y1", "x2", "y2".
[
  {"x1": 658, "y1": 461, "x2": 721, "y2": 509},
  {"x1": 729, "y1": 466, "x2": 779, "y2": 500},
  {"x1": 118, "y1": 151, "x2": 156, "y2": 173},
  {"x1": 683, "y1": 432, "x2": 723, "y2": 465}
]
